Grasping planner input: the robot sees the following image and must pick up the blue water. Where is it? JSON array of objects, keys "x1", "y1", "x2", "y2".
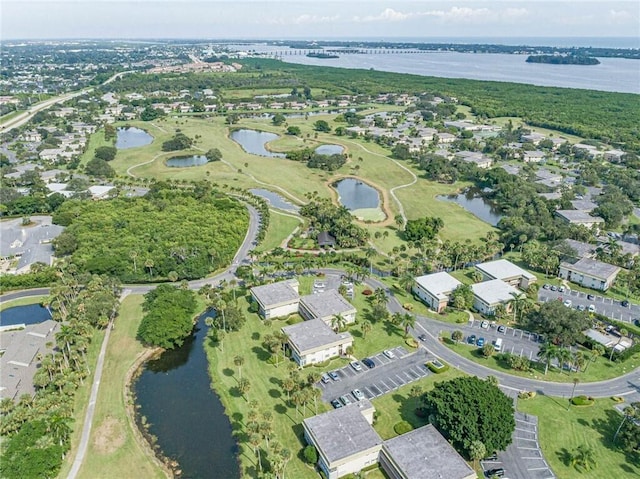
[
  {"x1": 315, "y1": 144, "x2": 344, "y2": 156},
  {"x1": 166, "y1": 155, "x2": 208, "y2": 167},
  {"x1": 0, "y1": 303, "x2": 51, "y2": 327},
  {"x1": 249, "y1": 188, "x2": 300, "y2": 212},
  {"x1": 115, "y1": 127, "x2": 154, "y2": 149},
  {"x1": 334, "y1": 178, "x2": 380, "y2": 210},
  {"x1": 437, "y1": 189, "x2": 502, "y2": 226},
  {"x1": 229, "y1": 129, "x2": 286, "y2": 158}
]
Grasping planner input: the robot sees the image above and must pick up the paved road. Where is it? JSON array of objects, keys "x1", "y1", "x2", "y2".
[
  {"x1": 539, "y1": 287, "x2": 639, "y2": 324},
  {"x1": 0, "y1": 71, "x2": 131, "y2": 134}
]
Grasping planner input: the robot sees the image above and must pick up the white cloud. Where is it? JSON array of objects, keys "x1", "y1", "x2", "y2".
[
  {"x1": 607, "y1": 9, "x2": 633, "y2": 24},
  {"x1": 353, "y1": 7, "x2": 528, "y2": 24},
  {"x1": 502, "y1": 8, "x2": 529, "y2": 20},
  {"x1": 291, "y1": 14, "x2": 340, "y2": 25},
  {"x1": 355, "y1": 8, "x2": 415, "y2": 23}
]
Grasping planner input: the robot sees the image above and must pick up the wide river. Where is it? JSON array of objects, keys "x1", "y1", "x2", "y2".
[{"x1": 232, "y1": 44, "x2": 639, "y2": 94}]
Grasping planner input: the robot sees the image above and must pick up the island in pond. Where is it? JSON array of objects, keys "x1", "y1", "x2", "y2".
[{"x1": 526, "y1": 54, "x2": 600, "y2": 65}]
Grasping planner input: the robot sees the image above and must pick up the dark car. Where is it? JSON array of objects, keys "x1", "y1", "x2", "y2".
[
  {"x1": 622, "y1": 300, "x2": 630, "y2": 307},
  {"x1": 468, "y1": 334, "x2": 477, "y2": 345},
  {"x1": 362, "y1": 357, "x2": 376, "y2": 369},
  {"x1": 587, "y1": 294, "x2": 595, "y2": 300},
  {"x1": 477, "y1": 337, "x2": 485, "y2": 347},
  {"x1": 550, "y1": 285, "x2": 558, "y2": 291},
  {"x1": 485, "y1": 452, "x2": 498, "y2": 461},
  {"x1": 331, "y1": 399, "x2": 342, "y2": 409},
  {"x1": 497, "y1": 325, "x2": 506, "y2": 334},
  {"x1": 486, "y1": 468, "x2": 505, "y2": 478},
  {"x1": 634, "y1": 319, "x2": 640, "y2": 327},
  {"x1": 418, "y1": 334, "x2": 427, "y2": 341}
]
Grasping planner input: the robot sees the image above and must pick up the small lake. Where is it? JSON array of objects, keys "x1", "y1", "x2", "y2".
[
  {"x1": 229, "y1": 129, "x2": 286, "y2": 158},
  {"x1": 166, "y1": 155, "x2": 209, "y2": 168},
  {"x1": 134, "y1": 311, "x2": 239, "y2": 479},
  {"x1": 437, "y1": 189, "x2": 502, "y2": 226},
  {"x1": 0, "y1": 303, "x2": 51, "y2": 327},
  {"x1": 315, "y1": 144, "x2": 344, "y2": 156},
  {"x1": 333, "y1": 178, "x2": 380, "y2": 211},
  {"x1": 250, "y1": 188, "x2": 300, "y2": 212},
  {"x1": 115, "y1": 127, "x2": 153, "y2": 150}
]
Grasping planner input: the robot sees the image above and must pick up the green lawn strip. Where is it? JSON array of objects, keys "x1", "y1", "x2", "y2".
[
  {"x1": 443, "y1": 339, "x2": 640, "y2": 384},
  {"x1": 255, "y1": 210, "x2": 302, "y2": 252},
  {"x1": 75, "y1": 295, "x2": 166, "y2": 479},
  {"x1": 79, "y1": 128, "x2": 111, "y2": 167},
  {"x1": 517, "y1": 395, "x2": 639, "y2": 479},
  {"x1": 0, "y1": 294, "x2": 45, "y2": 311}
]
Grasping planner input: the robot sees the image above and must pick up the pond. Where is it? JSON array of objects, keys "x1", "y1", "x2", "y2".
[
  {"x1": 115, "y1": 127, "x2": 153, "y2": 150},
  {"x1": 315, "y1": 144, "x2": 344, "y2": 156},
  {"x1": 0, "y1": 303, "x2": 51, "y2": 327},
  {"x1": 249, "y1": 188, "x2": 300, "y2": 212},
  {"x1": 165, "y1": 155, "x2": 209, "y2": 168},
  {"x1": 437, "y1": 188, "x2": 502, "y2": 226},
  {"x1": 133, "y1": 311, "x2": 239, "y2": 479},
  {"x1": 229, "y1": 129, "x2": 286, "y2": 158},
  {"x1": 333, "y1": 178, "x2": 380, "y2": 211}
]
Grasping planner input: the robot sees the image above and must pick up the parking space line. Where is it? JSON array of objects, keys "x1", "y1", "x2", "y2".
[
  {"x1": 387, "y1": 377, "x2": 398, "y2": 388},
  {"x1": 395, "y1": 374, "x2": 406, "y2": 385}
]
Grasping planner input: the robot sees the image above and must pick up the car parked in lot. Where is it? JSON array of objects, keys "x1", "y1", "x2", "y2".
[
  {"x1": 383, "y1": 349, "x2": 396, "y2": 359},
  {"x1": 634, "y1": 319, "x2": 640, "y2": 327},
  {"x1": 497, "y1": 325, "x2": 506, "y2": 333},
  {"x1": 331, "y1": 399, "x2": 342, "y2": 409},
  {"x1": 563, "y1": 299, "x2": 572, "y2": 307},
  {"x1": 339, "y1": 395, "x2": 351, "y2": 406},
  {"x1": 577, "y1": 304, "x2": 586, "y2": 311},
  {"x1": 468, "y1": 334, "x2": 477, "y2": 345},
  {"x1": 480, "y1": 320, "x2": 489, "y2": 329},
  {"x1": 350, "y1": 361, "x2": 363, "y2": 372},
  {"x1": 485, "y1": 468, "x2": 505, "y2": 477},
  {"x1": 362, "y1": 358, "x2": 376, "y2": 369},
  {"x1": 484, "y1": 452, "x2": 498, "y2": 461},
  {"x1": 550, "y1": 285, "x2": 557, "y2": 291},
  {"x1": 418, "y1": 334, "x2": 427, "y2": 341},
  {"x1": 588, "y1": 304, "x2": 596, "y2": 313},
  {"x1": 352, "y1": 389, "x2": 365, "y2": 401},
  {"x1": 477, "y1": 337, "x2": 485, "y2": 347},
  {"x1": 543, "y1": 283, "x2": 550, "y2": 290},
  {"x1": 558, "y1": 286, "x2": 565, "y2": 293},
  {"x1": 587, "y1": 294, "x2": 595, "y2": 300},
  {"x1": 321, "y1": 373, "x2": 331, "y2": 384},
  {"x1": 622, "y1": 300, "x2": 630, "y2": 307},
  {"x1": 328, "y1": 371, "x2": 340, "y2": 381}
]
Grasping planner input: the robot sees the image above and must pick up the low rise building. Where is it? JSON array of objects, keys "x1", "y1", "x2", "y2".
[
  {"x1": 555, "y1": 210, "x2": 605, "y2": 230},
  {"x1": 380, "y1": 424, "x2": 475, "y2": 479},
  {"x1": 282, "y1": 318, "x2": 352, "y2": 366},
  {"x1": 299, "y1": 289, "x2": 356, "y2": 326},
  {"x1": 559, "y1": 258, "x2": 620, "y2": 291},
  {"x1": 412, "y1": 272, "x2": 462, "y2": 313},
  {"x1": 471, "y1": 279, "x2": 522, "y2": 315},
  {"x1": 562, "y1": 239, "x2": 596, "y2": 259},
  {"x1": 303, "y1": 400, "x2": 382, "y2": 479},
  {"x1": 475, "y1": 259, "x2": 537, "y2": 289},
  {"x1": 522, "y1": 150, "x2": 545, "y2": 163},
  {"x1": 604, "y1": 149, "x2": 626, "y2": 163},
  {"x1": 250, "y1": 280, "x2": 299, "y2": 319}
]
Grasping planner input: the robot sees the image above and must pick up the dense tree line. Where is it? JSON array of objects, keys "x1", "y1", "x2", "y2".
[
  {"x1": 403, "y1": 216, "x2": 444, "y2": 242},
  {"x1": 285, "y1": 148, "x2": 347, "y2": 171},
  {"x1": 299, "y1": 198, "x2": 369, "y2": 248},
  {"x1": 52, "y1": 186, "x2": 248, "y2": 282},
  {"x1": 161, "y1": 132, "x2": 194, "y2": 151}
]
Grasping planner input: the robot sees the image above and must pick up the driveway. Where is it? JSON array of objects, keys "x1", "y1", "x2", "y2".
[
  {"x1": 539, "y1": 288, "x2": 639, "y2": 324},
  {"x1": 319, "y1": 346, "x2": 432, "y2": 403}
]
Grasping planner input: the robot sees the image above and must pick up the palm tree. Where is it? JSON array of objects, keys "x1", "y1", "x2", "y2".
[
  {"x1": 363, "y1": 246, "x2": 377, "y2": 274},
  {"x1": 400, "y1": 313, "x2": 416, "y2": 337},
  {"x1": 129, "y1": 250, "x2": 138, "y2": 273},
  {"x1": 555, "y1": 347, "x2": 573, "y2": 374},
  {"x1": 238, "y1": 378, "x2": 251, "y2": 401},
  {"x1": 360, "y1": 320, "x2": 372, "y2": 339},
  {"x1": 144, "y1": 258, "x2": 154, "y2": 279},
  {"x1": 609, "y1": 328, "x2": 628, "y2": 362},
  {"x1": 233, "y1": 355, "x2": 245, "y2": 380},
  {"x1": 330, "y1": 314, "x2": 347, "y2": 332},
  {"x1": 584, "y1": 344, "x2": 604, "y2": 372},
  {"x1": 537, "y1": 342, "x2": 558, "y2": 375},
  {"x1": 452, "y1": 330, "x2": 464, "y2": 343},
  {"x1": 469, "y1": 440, "x2": 487, "y2": 470},
  {"x1": 282, "y1": 378, "x2": 296, "y2": 402},
  {"x1": 398, "y1": 270, "x2": 415, "y2": 293},
  {"x1": 249, "y1": 432, "x2": 262, "y2": 472},
  {"x1": 614, "y1": 403, "x2": 639, "y2": 443},
  {"x1": 570, "y1": 377, "x2": 580, "y2": 401},
  {"x1": 573, "y1": 351, "x2": 587, "y2": 373},
  {"x1": 570, "y1": 444, "x2": 596, "y2": 472}
]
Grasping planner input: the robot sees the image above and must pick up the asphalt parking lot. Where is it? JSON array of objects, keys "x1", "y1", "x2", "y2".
[
  {"x1": 319, "y1": 346, "x2": 432, "y2": 404},
  {"x1": 482, "y1": 412, "x2": 555, "y2": 479},
  {"x1": 312, "y1": 274, "x2": 353, "y2": 299},
  {"x1": 539, "y1": 287, "x2": 639, "y2": 324}
]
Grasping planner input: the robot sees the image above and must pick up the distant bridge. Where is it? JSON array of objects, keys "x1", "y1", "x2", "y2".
[{"x1": 268, "y1": 48, "x2": 431, "y2": 58}]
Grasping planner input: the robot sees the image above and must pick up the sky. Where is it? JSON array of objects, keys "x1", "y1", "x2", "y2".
[{"x1": 2, "y1": 1, "x2": 639, "y2": 41}]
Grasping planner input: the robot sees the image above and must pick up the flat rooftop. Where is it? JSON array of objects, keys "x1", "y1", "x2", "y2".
[
  {"x1": 282, "y1": 318, "x2": 352, "y2": 354},
  {"x1": 299, "y1": 289, "x2": 355, "y2": 319},
  {"x1": 0, "y1": 215, "x2": 64, "y2": 271},
  {"x1": 555, "y1": 210, "x2": 604, "y2": 223},
  {"x1": 472, "y1": 279, "x2": 521, "y2": 305},
  {"x1": 383, "y1": 424, "x2": 475, "y2": 479},
  {"x1": 561, "y1": 257, "x2": 620, "y2": 280},
  {"x1": 414, "y1": 272, "x2": 462, "y2": 300},
  {"x1": 563, "y1": 239, "x2": 596, "y2": 258},
  {"x1": 304, "y1": 399, "x2": 381, "y2": 463},
  {"x1": 250, "y1": 279, "x2": 299, "y2": 308},
  {"x1": 476, "y1": 259, "x2": 536, "y2": 281}
]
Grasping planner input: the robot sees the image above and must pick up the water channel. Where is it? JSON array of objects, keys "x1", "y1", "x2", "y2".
[
  {"x1": 333, "y1": 178, "x2": 380, "y2": 211},
  {"x1": 0, "y1": 303, "x2": 51, "y2": 327},
  {"x1": 437, "y1": 188, "x2": 502, "y2": 226},
  {"x1": 133, "y1": 311, "x2": 239, "y2": 479},
  {"x1": 229, "y1": 129, "x2": 285, "y2": 158},
  {"x1": 249, "y1": 188, "x2": 300, "y2": 212},
  {"x1": 165, "y1": 155, "x2": 209, "y2": 168},
  {"x1": 115, "y1": 127, "x2": 154, "y2": 150},
  {"x1": 315, "y1": 144, "x2": 344, "y2": 156}
]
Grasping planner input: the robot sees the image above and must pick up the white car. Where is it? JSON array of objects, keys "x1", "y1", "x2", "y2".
[
  {"x1": 588, "y1": 304, "x2": 596, "y2": 313},
  {"x1": 563, "y1": 300, "x2": 572, "y2": 308},
  {"x1": 350, "y1": 361, "x2": 362, "y2": 372},
  {"x1": 480, "y1": 320, "x2": 490, "y2": 329},
  {"x1": 383, "y1": 349, "x2": 396, "y2": 359},
  {"x1": 352, "y1": 389, "x2": 365, "y2": 401}
]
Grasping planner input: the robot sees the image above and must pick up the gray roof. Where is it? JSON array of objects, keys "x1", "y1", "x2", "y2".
[
  {"x1": 472, "y1": 280, "x2": 521, "y2": 305},
  {"x1": 0, "y1": 216, "x2": 64, "y2": 271},
  {"x1": 414, "y1": 272, "x2": 462, "y2": 300},
  {"x1": 561, "y1": 257, "x2": 620, "y2": 280},
  {"x1": 304, "y1": 399, "x2": 381, "y2": 463},
  {"x1": 299, "y1": 289, "x2": 355, "y2": 319},
  {"x1": 555, "y1": 210, "x2": 605, "y2": 224},
  {"x1": 250, "y1": 280, "x2": 299, "y2": 308},
  {"x1": 563, "y1": 239, "x2": 596, "y2": 258},
  {"x1": 282, "y1": 318, "x2": 352, "y2": 354},
  {"x1": 570, "y1": 200, "x2": 598, "y2": 212},
  {"x1": 476, "y1": 259, "x2": 536, "y2": 281},
  {"x1": 383, "y1": 424, "x2": 475, "y2": 479}
]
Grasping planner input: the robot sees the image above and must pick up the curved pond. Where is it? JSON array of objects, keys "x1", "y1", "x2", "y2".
[
  {"x1": 437, "y1": 188, "x2": 502, "y2": 226},
  {"x1": 229, "y1": 129, "x2": 286, "y2": 158},
  {"x1": 333, "y1": 178, "x2": 380, "y2": 211},
  {"x1": 315, "y1": 144, "x2": 344, "y2": 156},
  {"x1": 134, "y1": 311, "x2": 239, "y2": 479},
  {"x1": 249, "y1": 188, "x2": 300, "y2": 212},
  {"x1": 0, "y1": 303, "x2": 51, "y2": 327},
  {"x1": 166, "y1": 155, "x2": 209, "y2": 168},
  {"x1": 115, "y1": 127, "x2": 153, "y2": 150}
]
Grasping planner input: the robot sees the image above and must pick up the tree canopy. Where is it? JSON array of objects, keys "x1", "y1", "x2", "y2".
[
  {"x1": 161, "y1": 132, "x2": 194, "y2": 151},
  {"x1": 404, "y1": 216, "x2": 444, "y2": 242},
  {"x1": 524, "y1": 300, "x2": 591, "y2": 346},
  {"x1": 422, "y1": 376, "x2": 515, "y2": 458}
]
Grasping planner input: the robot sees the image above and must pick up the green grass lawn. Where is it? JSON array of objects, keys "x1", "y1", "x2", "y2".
[
  {"x1": 255, "y1": 210, "x2": 302, "y2": 252},
  {"x1": 518, "y1": 395, "x2": 640, "y2": 479},
  {"x1": 0, "y1": 294, "x2": 45, "y2": 311},
  {"x1": 79, "y1": 127, "x2": 112, "y2": 167},
  {"x1": 73, "y1": 295, "x2": 166, "y2": 479}
]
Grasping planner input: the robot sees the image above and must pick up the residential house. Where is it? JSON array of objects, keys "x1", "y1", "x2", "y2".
[
  {"x1": 554, "y1": 210, "x2": 605, "y2": 230},
  {"x1": 412, "y1": 272, "x2": 462, "y2": 313},
  {"x1": 282, "y1": 319, "x2": 353, "y2": 366},
  {"x1": 559, "y1": 258, "x2": 620, "y2": 291},
  {"x1": 317, "y1": 231, "x2": 337, "y2": 248},
  {"x1": 471, "y1": 280, "x2": 522, "y2": 315},
  {"x1": 299, "y1": 289, "x2": 357, "y2": 326},
  {"x1": 562, "y1": 239, "x2": 597, "y2": 259},
  {"x1": 250, "y1": 280, "x2": 300, "y2": 319},
  {"x1": 521, "y1": 132, "x2": 546, "y2": 145},
  {"x1": 435, "y1": 132, "x2": 456, "y2": 144},
  {"x1": 604, "y1": 149, "x2": 626, "y2": 163},
  {"x1": 475, "y1": 259, "x2": 537, "y2": 289},
  {"x1": 522, "y1": 150, "x2": 545, "y2": 163},
  {"x1": 454, "y1": 151, "x2": 492, "y2": 169}
]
